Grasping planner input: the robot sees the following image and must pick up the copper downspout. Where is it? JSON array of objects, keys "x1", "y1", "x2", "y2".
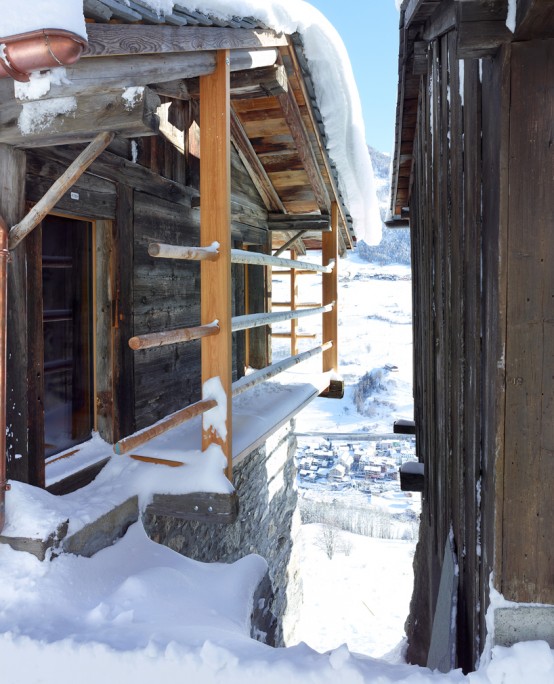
[
  {"x1": 0, "y1": 217, "x2": 9, "y2": 534},
  {"x1": 0, "y1": 29, "x2": 87, "y2": 82}
]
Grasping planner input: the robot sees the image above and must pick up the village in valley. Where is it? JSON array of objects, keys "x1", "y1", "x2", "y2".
[{"x1": 296, "y1": 436, "x2": 417, "y2": 498}]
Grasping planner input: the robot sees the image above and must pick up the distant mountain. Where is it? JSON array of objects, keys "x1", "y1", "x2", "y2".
[{"x1": 357, "y1": 147, "x2": 411, "y2": 266}]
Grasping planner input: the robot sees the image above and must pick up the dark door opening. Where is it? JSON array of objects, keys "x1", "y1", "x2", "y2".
[{"x1": 42, "y1": 216, "x2": 94, "y2": 458}]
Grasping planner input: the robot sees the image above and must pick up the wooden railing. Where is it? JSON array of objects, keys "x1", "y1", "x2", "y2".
[{"x1": 115, "y1": 52, "x2": 340, "y2": 481}]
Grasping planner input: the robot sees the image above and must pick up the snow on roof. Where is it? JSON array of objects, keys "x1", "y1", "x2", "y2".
[{"x1": 0, "y1": 0, "x2": 381, "y2": 244}]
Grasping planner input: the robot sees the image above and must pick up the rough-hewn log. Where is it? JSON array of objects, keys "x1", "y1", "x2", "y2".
[
  {"x1": 128, "y1": 323, "x2": 219, "y2": 351},
  {"x1": 230, "y1": 247, "x2": 333, "y2": 273},
  {"x1": 0, "y1": 89, "x2": 160, "y2": 147},
  {"x1": 231, "y1": 304, "x2": 333, "y2": 332},
  {"x1": 114, "y1": 399, "x2": 217, "y2": 455},
  {"x1": 84, "y1": 24, "x2": 288, "y2": 57},
  {"x1": 232, "y1": 342, "x2": 332, "y2": 397},
  {"x1": 148, "y1": 243, "x2": 219, "y2": 261},
  {"x1": 9, "y1": 132, "x2": 114, "y2": 249}
]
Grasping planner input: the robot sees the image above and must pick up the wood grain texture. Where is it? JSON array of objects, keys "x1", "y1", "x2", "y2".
[
  {"x1": 200, "y1": 50, "x2": 233, "y2": 477},
  {"x1": 84, "y1": 25, "x2": 287, "y2": 57}
]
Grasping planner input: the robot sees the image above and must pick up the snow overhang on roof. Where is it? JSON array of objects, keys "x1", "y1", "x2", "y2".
[{"x1": 0, "y1": 0, "x2": 382, "y2": 249}]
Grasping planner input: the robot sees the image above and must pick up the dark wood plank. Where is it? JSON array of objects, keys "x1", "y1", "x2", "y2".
[
  {"x1": 113, "y1": 184, "x2": 135, "y2": 441},
  {"x1": 146, "y1": 491, "x2": 239, "y2": 524},
  {"x1": 502, "y1": 39, "x2": 554, "y2": 604}
]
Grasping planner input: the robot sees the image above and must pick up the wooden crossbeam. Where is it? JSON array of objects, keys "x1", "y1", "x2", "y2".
[
  {"x1": 232, "y1": 342, "x2": 332, "y2": 397},
  {"x1": 84, "y1": 25, "x2": 288, "y2": 57},
  {"x1": 0, "y1": 88, "x2": 160, "y2": 147},
  {"x1": 231, "y1": 304, "x2": 333, "y2": 332},
  {"x1": 148, "y1": 243, "x2": 219, "y2": 261},
  {"x1": 9, "y1": 132, "x2": 114, "y2": 249},
  {"x1": 113, "y1": 398, "x2": 217, "y2": 455},
  {"x1": 231, "y1": 247, "x2": 334, "y2": 273},
  {"x1": 128, "y1": 322, "x2": 219, "y2": 351},
  {"x1": 268, "y1": 213, "x2": 331, "y2": 232}
]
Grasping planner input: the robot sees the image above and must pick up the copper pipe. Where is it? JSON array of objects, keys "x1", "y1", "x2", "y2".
[
  {"x1": 0, "y1": 217, "x2": 9, "y2": 534},
  {"x1": 0, "y1": 29, "x2": 87, "y2": 82}
]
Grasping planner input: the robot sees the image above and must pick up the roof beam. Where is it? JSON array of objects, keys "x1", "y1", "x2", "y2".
[
  {"x1": 0, "y1": 49, "x2": 279, "y2": 104},
  {"x1": 0, "y1": 88, "x2": 160, "y2": 147},
  {"x1": 84, "y1": 24, "x2": 288, "y2": 58},
  {"x1": 230, "y1": 108, "x2": 285, "y2": 212},
  {"x1": 268, "y1": 213, "x2": 330, "y2": 232},
  {"x1": 276, "y1": 69, "x2": 331, "y2": 214}
]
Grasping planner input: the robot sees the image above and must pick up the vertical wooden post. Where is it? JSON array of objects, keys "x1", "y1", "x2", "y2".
[
  {"x1": 290, "y1": 248, "x2": 298, "y2": 356},
  {"x1": 200, "y1": 50, "x2": 232, "y2": 479},
  {"x1": 322, "y1": 202, "x2": 339, "y2": 373},
  {"x1": 0, "y1": 144, "x2": 30, "y2": 483}
]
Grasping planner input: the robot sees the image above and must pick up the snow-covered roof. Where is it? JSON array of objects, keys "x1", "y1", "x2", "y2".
[{"x1": 0, "y1": 0, "x2": 382, "y2": 245}]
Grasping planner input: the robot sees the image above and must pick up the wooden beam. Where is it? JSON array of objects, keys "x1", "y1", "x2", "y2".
[
  {"x1": 114, "y1": 399, "x2": 217, "y2": 454},
  {"x1": 290, "y1": 248, "x2": 298, "y2": 355},
  {"x1": 128, "y1": 323, "x2": 220, "y2": 351},
  {"x1": 0, "y1": 145, "x2": 29, "y2": 484},
  {"x1": 0, "y1": 89, "x2": 160, "y2": 147},
  {"x1": 231, "y1": 304, "x2": 333, "y2": 332},
  {"x1": 230, "y1": 108, "x2": 285, "y2": 212},
  {"x1": 200, "y1": 50, "x2": 233, "y2": 478},
  {"x1": 148, "y1": 243, "x2": 219, "y2": 261},
  {"x1": 456, "y1": 0, "x2": 513, "y2": 58},
  {"x1": 322, "y1": 202, "x2": 339, "y2": 373},
  {"x1": 277, "y1": 75, "x2": 331, "y2": 213},
  {"x1": 84, "y1": 24, "x2": 288, "y2": 58},
  {"x1": 0, "y1": 49, "x2": 280, "y2": 105},
  {"x1": 423, "y1": 0, "x2": 456, "y2": 41},
  {"x1": 230, "y1": 247, "x2": 334, "y2": 272},
  {"x1": 268, "y1": 213, "x2": 330, "y2": 232},
  {"x1": 9, "y1": 132, "x2": 114, "y2": 249},
  {"x1": 515, "y1": 0, "x2": 554, "y2": 39},
  {"x1": 146, "y1": 491, "x2": 239, "y2": 524}
]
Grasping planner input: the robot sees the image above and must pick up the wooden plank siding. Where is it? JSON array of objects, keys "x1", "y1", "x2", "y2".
[{"x1": 405, "y1": 29, "x2": 491, "y2": 673}]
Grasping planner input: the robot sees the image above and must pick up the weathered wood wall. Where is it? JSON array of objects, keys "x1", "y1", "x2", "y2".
[
  {"x1": 407, "y1": 28, "x2": 554, "y2": 672},
  {"x1": 12, "y1": 101, "x2": 270, "y2": 474},
  {"x1": 406, "y1": 31, "x2": 492, "y2": 673}
]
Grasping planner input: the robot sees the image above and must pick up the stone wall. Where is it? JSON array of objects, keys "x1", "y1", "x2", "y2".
[{"x1": 143, "y1": 421, "x2": 303, "y2": 647}]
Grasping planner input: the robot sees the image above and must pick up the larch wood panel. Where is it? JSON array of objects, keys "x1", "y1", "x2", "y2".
[
  {"x1": 503, "y1": 39, "x2": 554, "y2": 604},
  {"x1": 322, "y1": 203, "x2": 338, "y2": 373},
  {"x1": 200, "y1": 50, "x2": 233, "y2": 476}
]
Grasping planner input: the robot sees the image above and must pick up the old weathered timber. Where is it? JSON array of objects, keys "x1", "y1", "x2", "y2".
[
  {"x1": 200, "y1": 50, "x2": 233, "y2": 477},
  {"x1": 146, "y1": 491, "x2": 239, "y2": 524},
  {"x1": 9, "y1": 132, "x2": 114, "y2": 249},
  {"x1": 148, "y1": 243, "x2": 219, "y2": 261},
  {"x1": 129, "y1": 323, "x2": 219, "y2": 351},
  {"x1": 114, "y1": 398, "x2": 217, "y2": 454},
  {"x1": 231, "y1": 304, "x2": 333, "y2": 332},
  {"x1": 267, "y1": 213, "x2": 330, "y2": 232},
  {"x1": 0, "y1": 90, "x2": 160, "y2": 147},
  {"x1": 84, "y1": 25, "x2": 288, "y2": 57}
]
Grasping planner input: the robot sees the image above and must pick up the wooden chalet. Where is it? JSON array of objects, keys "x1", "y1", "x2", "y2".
[
  {"x1": 390, "y1": 0, "x2": 554, "y2": 672},
  {"x1": 0, "y1": 2, "x2": 356, "y2": 533}
]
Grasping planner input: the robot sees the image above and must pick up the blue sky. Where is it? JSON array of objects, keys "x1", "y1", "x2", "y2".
[{"x1": 308, "y1": 0, "x2": 400, "y2": 155}]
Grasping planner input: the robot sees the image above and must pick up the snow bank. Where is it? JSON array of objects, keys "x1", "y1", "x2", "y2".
[{"x1": 0, "y1": 1, "x2": 87, "y2": 40}]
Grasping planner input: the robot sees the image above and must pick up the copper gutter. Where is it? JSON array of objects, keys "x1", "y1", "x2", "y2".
[
  {"x1": 0, "y1": 217, "x2": 9, "y2": 534},
  {"x1": 0, "y1": 29, "x2": 87, "y2": 82}
]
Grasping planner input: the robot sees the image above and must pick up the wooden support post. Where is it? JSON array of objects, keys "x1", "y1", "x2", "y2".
[
  {"x1": 322, "y1": 202, "x2": 339, "y2": 373},
  {"x1": 200, "y1": 50, "x2": 232, "y2": 479},
  {"x1": 290, "y1": 248, "x2": 298, "y2": 356}
]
